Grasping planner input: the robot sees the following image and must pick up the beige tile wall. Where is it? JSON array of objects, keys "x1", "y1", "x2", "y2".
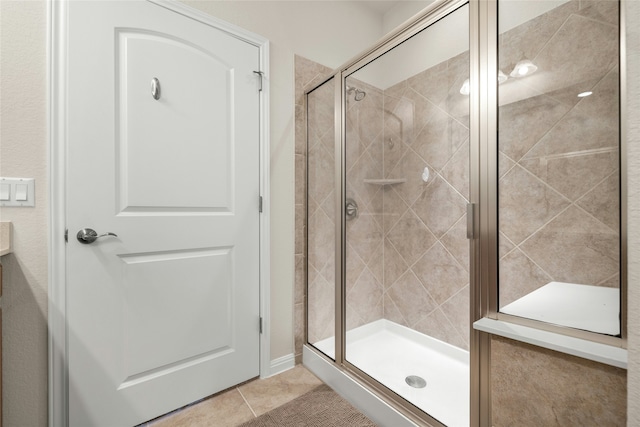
[
  {"x1": 300, "y1": 0, "x2": 620, "y2": 353},
  {"x1": 295, "y1": 55, "x2": 334, "y2": 361},
  {"x1": 345, "y1": 77, "x2": 386, "y2": 331},
  {"x1": 378, "y1": 51, "x2": 471, "y2": 350},
  {"x1": 491, "y1": 335, "x2": 626, "y2": 426},
  {"x1": 497, "y1": 0, "x2": 620, "y2": 307},
  {"x1": 299, "y1": 51, "x2": 472, "y2": 353}
]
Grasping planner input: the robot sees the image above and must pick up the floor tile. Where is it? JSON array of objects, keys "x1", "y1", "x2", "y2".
[
  {"x1": 238, "y1": 366, "x2": 323, "y2": 416},
  {"x1": 148, "y1": 388, "x2": 255, "y2": 427}
]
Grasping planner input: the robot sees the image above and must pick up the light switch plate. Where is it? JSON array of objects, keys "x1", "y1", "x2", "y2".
[{"x1": 0, "y1": 177, "x2": 35, "y2": 207}]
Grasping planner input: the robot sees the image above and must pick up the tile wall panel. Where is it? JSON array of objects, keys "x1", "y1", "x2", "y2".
[
  {"x1": 491, "y1": 335, "x2": 626, "y2": 426},
  {"x1": 498, "y1": 0, "x2": 621, "y2": 306},
  {"x1": 380, "y1": 50, "x2": 471, "y2": 350},
  {"x1": 295, "y1": 56, "x2": 333, "y2": 362}
]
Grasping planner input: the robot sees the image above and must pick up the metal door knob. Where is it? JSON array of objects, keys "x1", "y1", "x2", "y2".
[{"x1": 77, "y1": 228, "x2": 118, "y2": 244}]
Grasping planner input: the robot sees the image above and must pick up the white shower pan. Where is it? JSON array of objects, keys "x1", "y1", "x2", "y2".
[{"x1": 309, "y1": 319, "x2": 470, "y2": 427}]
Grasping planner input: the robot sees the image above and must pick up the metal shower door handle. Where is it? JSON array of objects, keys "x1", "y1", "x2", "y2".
[{"x1": 77, "y1": 228, "x2": 118, "y2": 244}]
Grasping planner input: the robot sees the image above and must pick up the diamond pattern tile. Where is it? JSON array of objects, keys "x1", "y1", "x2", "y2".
[
  {"x1": 412, "y1": 242, "x2": 468, "y2": 305},
  {"x1": 519, "y1": 206, "x2": 619, "y2": 285},
  {"x1": 386, "y1": 209, "x2": 437, "y2": 266},
  {"x1": 412, "y1": 175, "x2": 466, "y2": 239},
  {"x1": 387, "y1": 271, "x2": 438, "y2": 327},
  {"x1": 498, "y1": 165, "x2": 569, "y2": 245}
]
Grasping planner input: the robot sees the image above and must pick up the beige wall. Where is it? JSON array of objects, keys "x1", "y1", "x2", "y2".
[
  {"x1": 626, "y1": 0, "x2": 640, "y2": 424},
  {"x1": 0, "y1": 1, "x2": 383, "y2": 425},
  {"x1": 0, "y1": 2, "x2": 49, "y2": 427}
]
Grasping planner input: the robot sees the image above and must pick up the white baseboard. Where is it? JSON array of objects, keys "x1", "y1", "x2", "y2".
[{"x1": 264, "y1": 353, "x2": 295, "y2": 378}]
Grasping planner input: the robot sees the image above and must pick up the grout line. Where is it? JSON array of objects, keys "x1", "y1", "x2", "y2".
[
  {"x1": 529, "y1": 10, "x2": 573, "y2": 69},
  {"x1": 385, "y1": 284, "x2": 412, "y2": 327},
  {"x1": 439, "y1": 233, "x2": 470, "y2": 273},
  {"x1": 498, "y1": 231, "x2": 519, "y2": 261},
  {"x1": 596, "y1": 271, "x2": 619, "y2": 287},
  {"x1": 498, "y1": 151, "x2": 518, "y2": 180},
  {"x1": 513, "y1": 98, "x2": 573, "y2": 163},
  {"x1": 572, "y1": 8, "x2": 619, "y2": 30},
  {"x1": 508, "y1": 247, "x2": 554, "y2": 286},
  {"x1": 509, "y1": 202, "x2": 571, "y2": 249},
  {"x1": 441, "y1": 282, "x2": 470, "y2": 308},
  {"x1": 512, "y1": 63, "x2": 617, "y2": 164},
  {"x1": 237, "y1": 387, "x2": 257, "y2": 418}
]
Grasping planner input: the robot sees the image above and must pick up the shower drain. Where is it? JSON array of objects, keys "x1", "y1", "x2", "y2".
[{"x1": 405, "y1": 375, "x2": 427, "y2": 389}]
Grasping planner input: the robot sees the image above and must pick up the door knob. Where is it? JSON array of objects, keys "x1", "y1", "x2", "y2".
[{"x1": 76, "y1": 228, "x2": 118, "y2": 244}]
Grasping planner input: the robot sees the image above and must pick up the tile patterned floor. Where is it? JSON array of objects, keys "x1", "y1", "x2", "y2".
[{"x1": 142, "y1": 366, "x2": 324, "y2": 427}]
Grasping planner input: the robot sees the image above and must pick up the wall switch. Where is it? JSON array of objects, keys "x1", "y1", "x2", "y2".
[
  {"x1": 0, "y1": 184, "x2": 9, "y2": 201},
  {"x1": 15, "y1": 184, "x2": 28, "y2": 201},
  {"x1": 0, "y1": 178, "x2": 35, "y2": 207}
]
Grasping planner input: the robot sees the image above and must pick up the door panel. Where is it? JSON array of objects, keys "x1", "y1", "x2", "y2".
[
  {"x1": 119, "y1": 247, "x2": 233, "y2": 379},
  {"x1": 66, "y1": 2, "x2": 261, "y2": 425},
  {"x1": 117, "y1": 30, "x2": 234, "y2": 212}
]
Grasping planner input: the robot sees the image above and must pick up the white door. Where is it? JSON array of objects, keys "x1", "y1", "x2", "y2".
[{"x1": 66, "y1": 2, "x2": 261, "y2": 425}]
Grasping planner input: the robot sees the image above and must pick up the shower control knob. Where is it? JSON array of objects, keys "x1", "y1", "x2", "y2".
[
  {"x1": 76, "y1": 228, "x2": 118, "y2": 244},
  {"x1": 345, "y1": 199, "x2": 358, "y2": 220}
]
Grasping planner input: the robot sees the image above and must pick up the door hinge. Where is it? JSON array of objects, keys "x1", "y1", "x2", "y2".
[
  {"x1": 65, "y1": 228, "x2": 68, "y2": 243},
  {"x1": 259, "y1": 195, "x2": 263, "y2": 213},
  {"x1": 467, "y1": 203, "x2": 476, "y2": 240},
  {"x1": 259, "y1": 317, "x2": 263, "y2": 334},
  {"x1": 253, "y1": 70, "x2": 264, "y2": 92}
]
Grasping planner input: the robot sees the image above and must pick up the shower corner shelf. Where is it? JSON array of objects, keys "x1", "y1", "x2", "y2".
[{"x1": 363, "y1": 178, "x2": 407, "y2": 186}]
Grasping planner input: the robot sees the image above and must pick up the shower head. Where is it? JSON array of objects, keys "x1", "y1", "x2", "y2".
[{"x1": 346, "y1": 85, "x2": 366, "y2": 101}]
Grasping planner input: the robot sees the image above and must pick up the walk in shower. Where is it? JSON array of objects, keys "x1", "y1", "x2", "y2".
[
  {"x1": 307, "y1": 3, "x2": 471, "y2": 426},
  {"x1": 303, "y1": 0, "x2": 624, "y2": 425}
]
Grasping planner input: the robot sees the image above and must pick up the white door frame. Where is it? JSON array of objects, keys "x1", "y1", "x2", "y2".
[{"x1": 47, "y1": 1, "x2": 270, "y2": 425}]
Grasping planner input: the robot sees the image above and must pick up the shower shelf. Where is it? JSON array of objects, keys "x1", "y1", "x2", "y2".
[{"x1": 363, "y1": 178, "x2": 407, "y2": 185}]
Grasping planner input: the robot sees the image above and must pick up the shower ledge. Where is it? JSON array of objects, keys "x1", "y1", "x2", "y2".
[
  {"x1": 363, "y1": 178, "x2": 407, "y2": 185},
  {"x1": 474, "y1": 317, "x2": 627, "y2": 369}
]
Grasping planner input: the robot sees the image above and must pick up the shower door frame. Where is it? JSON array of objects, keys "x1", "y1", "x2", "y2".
[
  {"x1": 482, "y1": 0, "x2": 628, "y2": 348},
  {"x1": 306, "y1": 0, "x2": 628, "y2": 425},
  {"x1": 305, "y1": 0, "x2": 488, "y2": 426}
]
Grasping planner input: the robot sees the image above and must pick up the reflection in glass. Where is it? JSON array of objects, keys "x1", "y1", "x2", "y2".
[
  {"x1": 306, "y1": 78, "x2": 336, "y2": 356},
  {"x1": 497, "y1": 0, "x2": 620, "y2": 335},
  {"x1": 342, "y1": 5, "x2": 470, "y2": 426}
]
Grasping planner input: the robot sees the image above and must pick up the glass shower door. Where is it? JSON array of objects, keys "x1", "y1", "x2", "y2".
[
  {"x1": 496, "y1": 0, "x2": 622, "y2": 337},
  {"x1": 307, "y1": 77, "x2": 337, "y2": 358},
  {"x1": 343, "y1": 5, "x2": 470, "y2": 426}
]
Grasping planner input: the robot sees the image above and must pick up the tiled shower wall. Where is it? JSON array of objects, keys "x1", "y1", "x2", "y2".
[
  {"x1": 298, "y1": 0, "x2": 620, "y2": 358},
  {"x1": 300, "y1": 50, "x2": 472, "y2": 352},
  {"x1": 491, "y1": 2, "x2": 626, "y2": 423},
  {"x1": 344, "y1": 79, "x2": 386, "y2": 331},
  {"x1": 295, "y1": 56, "x2": 334, "y2": 361},
  {"x1": 497, "y1": 0, "x2": 620, "y2": 306},
  {"x1": 376, "y1": 51, "x2": 471, "y2": 350}
]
